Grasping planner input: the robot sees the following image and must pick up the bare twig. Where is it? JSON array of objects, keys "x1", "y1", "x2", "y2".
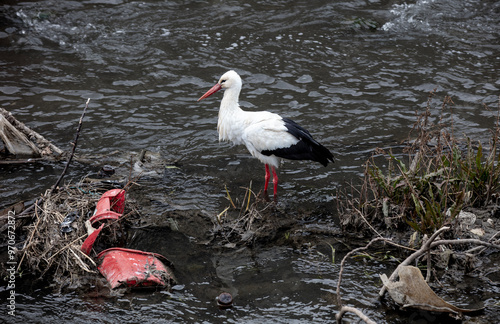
[
  {"x1": 431, "y1": 238, "x2": 500, "y2": 250},
  {"x1": 45, "y1": 233, "x2": 89, "y2": 263},
  {"x1": 335, "y1": 306, "x2": 377, "y2": 324},
  {"x1": 352, "y1": 205, "x2": 383, "y2": 237},
  {"x1": 69, "y1": 247, "x2": 95, "y2": 273},
  {"x1": 465, "y1": 231, "x2": 500, "y2": 254},
  {"x1": 337, "y1": 237, "x2": 387, "y2": 305},
  {"x1": 51, "y1": 98, "x2": 90, "y2": 193}
]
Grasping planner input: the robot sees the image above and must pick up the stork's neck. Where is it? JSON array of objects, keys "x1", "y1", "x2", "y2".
[
  {"x1": 219, "y1": 85, "x2": 244, "y2": 120},
  {"x1": 217, "y1": 85, "x2": 245, "y2": 143},
  {"x1": 220, "y1": 85, "x2": 241, "y2": 111}
]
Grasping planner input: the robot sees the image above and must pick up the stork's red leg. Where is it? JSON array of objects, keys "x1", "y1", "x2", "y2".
[
  {"x1": 264, "y1": 164, "x2": 271, "y2": 192},
  {"x1": 272, "y1": 166, "x2": 278, "y2": 196}
]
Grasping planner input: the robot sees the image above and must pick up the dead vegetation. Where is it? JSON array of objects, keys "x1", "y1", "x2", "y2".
[
  {"x1": 17, "y1": 181, "x2": 134, "y2": 292},
  {"x1": 335, "y1": 93, "x2": 500, "y2": 322},
  {"x1": 338, "y1": 91, "x2": 500, "y2": 237},
  {"x1": 210, "y1": 184, "x2": 296, "y2": 247}
]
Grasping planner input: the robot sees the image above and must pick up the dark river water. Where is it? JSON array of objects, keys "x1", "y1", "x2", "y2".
[{"x1": 1, "y1": 0, "x2": 499, "y2": 323}]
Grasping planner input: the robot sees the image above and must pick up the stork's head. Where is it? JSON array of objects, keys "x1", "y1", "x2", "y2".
[{"x1": 197, "y1": 70, "x2": 242, "y2": 101}]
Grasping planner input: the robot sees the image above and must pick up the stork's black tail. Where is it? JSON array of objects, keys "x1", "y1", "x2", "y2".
[{"x1": 261, "y1": 118, "x2": 334, "y2": 166}]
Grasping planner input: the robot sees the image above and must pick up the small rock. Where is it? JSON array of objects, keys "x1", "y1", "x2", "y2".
[
  {"x1": 217, "y1": 292, "x2": 233, "y2": 309},
  {"x1": 470, "y1": 228, "x2": 485, "y2": 236}
]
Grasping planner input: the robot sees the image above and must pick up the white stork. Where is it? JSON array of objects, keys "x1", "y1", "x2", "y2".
[{"x1": 197, "y1": 70, "x2": 334, "y2": 196}]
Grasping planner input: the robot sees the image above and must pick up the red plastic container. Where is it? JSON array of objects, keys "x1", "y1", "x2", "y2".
[
  {"x1": 97, "y1": 247, "x2": 174, "y2": 289},
  {"x1": 90, "y1": 189, "x2": 126, "y2": 225},
  {"x1": 81, "y1": 223, "x2": 105, "y2": 255}
]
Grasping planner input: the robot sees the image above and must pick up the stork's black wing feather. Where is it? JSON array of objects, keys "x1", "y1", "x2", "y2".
[{"x1": 261, "y1": 118, "x2": 334, "y2": 166}]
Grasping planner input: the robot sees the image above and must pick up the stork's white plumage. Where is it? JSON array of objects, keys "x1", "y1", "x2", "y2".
[{"x1": 198, "y1": 70, "x2": 334, "y2": 196}]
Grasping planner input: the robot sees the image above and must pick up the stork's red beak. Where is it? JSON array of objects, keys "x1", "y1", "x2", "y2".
[{"x1": 198, "y1": 83, "x2": 222, "y2": 101}]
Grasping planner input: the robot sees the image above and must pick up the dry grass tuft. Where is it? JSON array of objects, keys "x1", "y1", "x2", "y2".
[
  {"x1": 212, "y1": 185, "x2": 291, "y2": 246},
  {"x1": 18, "y1": 180, "x2": 135, "y2": 291},
  {"x1": 338, "y1": 91, "x2": 500, "y2": 235}
]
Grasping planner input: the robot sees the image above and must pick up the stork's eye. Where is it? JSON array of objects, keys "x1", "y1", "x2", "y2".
[{"x1": 221, "y1": 79, "x2": 226, "y2": 83}]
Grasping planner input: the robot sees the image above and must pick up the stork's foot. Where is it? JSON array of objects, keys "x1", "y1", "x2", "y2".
[
  {"x1": 262, "y1": 189, "x2": 270, "y2": 202},
  {"x1": 262, "y1": 190, "x2": 278, "y2": 203}
]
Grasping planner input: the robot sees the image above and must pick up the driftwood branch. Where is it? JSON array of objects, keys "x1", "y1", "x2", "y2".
[
  {"x1": 336, "y1": 306, "x2": 377, "y2": 324},
  {"x1": 51, "y1": 98, "x2": 90, "y2": 193},
  {"x1": 0, "y1": 107, "x2": 64, "y2": 157}
]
